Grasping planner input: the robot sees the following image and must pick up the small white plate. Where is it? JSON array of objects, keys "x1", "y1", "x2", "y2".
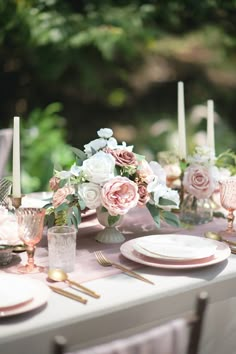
[
  {"x1": 0, "y1": 275, "x2": 50, "y2": 317},
  {"x1": 0, "y1": 275, "x2": 35, "y2": 308},
  {"x1": 134, "y1": 234, "x2": 217, "y2": 261}
]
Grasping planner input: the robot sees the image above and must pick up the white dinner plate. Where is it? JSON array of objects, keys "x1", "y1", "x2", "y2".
[
  {"x1": 120, "y1": 237, "x2": 231, "y2": 270},
  {"x1": 22, "y1": 192, "x2": 53, "y2": 208},
  {"x1": 0, "y1": 275, "x2": 35, "y2": 308},
  {"x1": 0, "y1": 275, "x2": 50, "y2": 317},
  {"x1": 134, "y1": 234, "x2": 217, "y2": 261}
]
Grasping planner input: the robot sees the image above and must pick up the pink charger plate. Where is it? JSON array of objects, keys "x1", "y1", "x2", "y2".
[{"x1": 120, "y1": 238, "x2": 231, "y2": 270}]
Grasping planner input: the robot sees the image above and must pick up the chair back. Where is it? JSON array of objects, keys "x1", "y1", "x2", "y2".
[
  {"x1": 53, "y1": 291, "x2": 208, "y2": 354},
  {"x1": 0, "y1": 128, "x2": 13, "y2": 178}
]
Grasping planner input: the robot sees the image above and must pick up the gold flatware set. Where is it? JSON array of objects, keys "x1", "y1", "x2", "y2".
[{"x1": 49, "y1": 251, "x2": 154, "y2": 303}]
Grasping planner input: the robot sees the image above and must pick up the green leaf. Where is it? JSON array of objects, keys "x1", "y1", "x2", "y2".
[
  {"x1": 213, "y1": 211, "x2": 226, "y2": 219},
  {"x1": 70, "y1": 147, "x2": 87, "y2": 161},
  {"x1": 55, "y1": 202, "x2": 68, "y2": 212},
  {"x1": 59, "y1": 179, "x2": 68, "y2": 188},
  {"x1": 146, "y1": 203, "x2": 161, "y2": 228},
  {"x1": 45, "y1": 213, "x2": 55, "y2": 228},
  {"x1": 66, "y1": 194, "x2": 75, "y2": 203},
  {"x1": 159, "y1": 197, "x2": 178, "y2": 207},
  {"x1": 161, "y1": 210, "x2": 180, "y2": 227},
  {"x1": 108, "y1": 214, "x2": 120, "y2": 226},
  {"x1": 72, "y1": 205, "x2": 81, "y2": 225}
]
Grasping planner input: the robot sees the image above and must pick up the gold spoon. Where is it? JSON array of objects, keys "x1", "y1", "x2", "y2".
[
  {"x1": 48, "y1": 268, "x2": 100, "y2": 299},
  {"x1": 204, "y1": 231, "x2": 236, "y2": 252}
]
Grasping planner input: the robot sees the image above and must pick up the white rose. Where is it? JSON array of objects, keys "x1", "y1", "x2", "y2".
[
  {"x1": 97, "y1": 128, "x2": 113, "y2": 139},
  {"x1": 84, "y1": 138, "x2": 107, "y2": 157},
  {"x1": 149, "y1": 161, "x2": 166, "y2": 184},
  {"x1": 78, "y1": 183, "x2": 101, "y2": 209},
  {"x1": 82, "y1": 151, "x2": 115, "y2": 184}
]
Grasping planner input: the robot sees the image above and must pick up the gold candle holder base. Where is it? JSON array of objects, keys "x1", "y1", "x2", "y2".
[{"x1": 9, "y1": 195, "x2": 24, "y2": 209}]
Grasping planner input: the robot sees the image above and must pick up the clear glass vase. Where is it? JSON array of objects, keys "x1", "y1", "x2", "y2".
[{"x1": 180, "y1": 194, "x2": 213, "y2": 225}]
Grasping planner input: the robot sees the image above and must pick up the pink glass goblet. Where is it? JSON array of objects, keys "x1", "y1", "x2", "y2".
[
  {"x1": 219, "y1": 177, "x2": 236, "y2": 240},
  {"x1": 16, "y1": 208, "x2": 45, "y2": 273}
]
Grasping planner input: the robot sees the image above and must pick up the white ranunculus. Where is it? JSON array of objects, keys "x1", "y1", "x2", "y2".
[
  {"x1": 57, "y1": 170, "x2": 72, "y2": 179},
  {"x1": 97, "y1": 128, "x2": 113, "y2": 139},
  {"x1": 78, "y1": 182, "x2": 101, "y2": 209},
  {"x1": 106, "y1": 137, "x2": 118, "y2": 149},
  {"x1": 70, "y1": 164, "x2": 82, "y2": 177},
  {"x1": 82, "y1": 151, "x2": 115, "y2": 184},
  {"x1": 151, "y1": 183, "x2": 169, "y2": 205},
  {"x1": 149, "y1": 161, "x2": 166, "y2": 184},
  {"x1": 160, "y1": 188, "x2": 180, "y2": 209},
  {"x1": 187, "y1": 146, "x2": 215, "y2": 166},
  {"x1": 84, "y1": 138, "x2": 107, "y2": 157}
]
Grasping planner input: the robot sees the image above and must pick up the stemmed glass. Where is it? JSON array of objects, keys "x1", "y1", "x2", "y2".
[
  {"x1": 219, "y1": 177, "x2": 236, "y2": 239},
  {"x1": 16, "y1": 208, "x2": 46, "y2": 273}
]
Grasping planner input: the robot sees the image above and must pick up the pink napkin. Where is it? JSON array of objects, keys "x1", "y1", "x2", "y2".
[{"x1": 70, "y1": 319, "x2": 188, "y2": 354}]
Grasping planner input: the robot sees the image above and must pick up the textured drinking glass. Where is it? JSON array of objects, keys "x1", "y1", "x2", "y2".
[
  {"x1": 219, "y1": 177, "x2": 236, "y2": 238},
  {"x1": 16, "y1": 208, "x2": 45, "y2": 273},
  {"x1": 47, "y1": 226, "x2": 77, "y2": 273}
]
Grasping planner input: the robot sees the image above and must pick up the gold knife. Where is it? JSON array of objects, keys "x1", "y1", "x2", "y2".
[
  {"x1": 49, "y1": 286, "x2": 87, "y2": 304},
  {"x1": 65, "y1": 279, "x2": 100, "y2": 298}
]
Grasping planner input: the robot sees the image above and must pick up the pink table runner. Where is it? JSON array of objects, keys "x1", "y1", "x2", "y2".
[{"x1": 1, "y1": 207, "x2": 227, "y2": 287}]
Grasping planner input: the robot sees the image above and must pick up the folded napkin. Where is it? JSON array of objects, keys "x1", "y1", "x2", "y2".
[
  {"x1": 71, "y1": 319, "x2": 188, "y2": 354},
  {"x1": 0, "y1": 206, "x2": 19, "y2": 245}
]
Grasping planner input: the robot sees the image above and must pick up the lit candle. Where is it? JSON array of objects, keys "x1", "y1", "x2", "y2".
[
  {"x1": 12, "y1": 116, "x2": 21, "y2": 197},
  {"x1": 177, "y1": 81, "x2": 187, "y2": 160},
  {"x1": 207, "y1": 100, "x2": 215, "y2": 156}
]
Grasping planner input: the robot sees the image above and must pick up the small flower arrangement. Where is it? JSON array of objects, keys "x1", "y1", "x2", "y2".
[
  {"x1": 46, "y1": 128, "x2": 180, "y2": 229},
  {"x1": 182, "y1": 146, "x2": 219, "y2": 199}
]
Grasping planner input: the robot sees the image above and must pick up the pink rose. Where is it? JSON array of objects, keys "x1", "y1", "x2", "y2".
[
  {"x1": 53, "y1": 186, "x2": 75, "y2": 208},
  {"x1": 137, "y1": 160, "x2": 154, "y2": 183},
  {"x1": 101, "y1": 176, "x2": 139, "y2": 215},
  {"x1": 49, "y1": 176, "x2": 60, "y2": 191},
  {"x1": 183, "y1": 165, "x2": 217, "y2": 199},
  {"x1": 137, "y1": 182, "x2": 150, "y2": 206},
  {"x1": 108, "y1": 149, "x2": 137, "y2": 167}
]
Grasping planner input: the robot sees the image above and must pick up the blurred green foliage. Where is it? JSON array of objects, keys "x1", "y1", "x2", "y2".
[
  {"x1": 21, "y1": 103, "x2": 74, "y2": 192},
  {"x1": 0, "y1": 0, "x2": 236, "y2": 191}
]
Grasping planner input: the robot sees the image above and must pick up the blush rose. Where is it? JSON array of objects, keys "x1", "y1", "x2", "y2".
[
  {"x1": 101, "y1": 176, "x2": 139, "y2": 215},
  {"x1": 183, "y1": 165, "x2": 217, "y2": 199}
]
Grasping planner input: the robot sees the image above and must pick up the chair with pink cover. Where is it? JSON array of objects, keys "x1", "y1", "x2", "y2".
[{"x1": 53, "y1": 292, "x2": 208, "y2": 354}]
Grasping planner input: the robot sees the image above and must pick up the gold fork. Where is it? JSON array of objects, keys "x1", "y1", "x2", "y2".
[{"x1": 94, "y1": 251, "x2": 154, "y2": 285}]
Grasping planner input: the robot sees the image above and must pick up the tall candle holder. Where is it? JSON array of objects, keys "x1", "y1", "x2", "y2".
[{"x1": 9, "y1": 195, "x2": 24, "y2": 209}]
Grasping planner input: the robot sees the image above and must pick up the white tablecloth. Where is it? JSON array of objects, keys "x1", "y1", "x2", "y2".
[{"x1": 1, "y1": 214, "x2": 236, "y2": 354}]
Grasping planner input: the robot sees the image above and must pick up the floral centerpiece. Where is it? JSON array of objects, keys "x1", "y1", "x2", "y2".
[
  {"x1": 46, "y1": 128, "x2": 180, "y2": 232},
  {"x1": 180, "y1": 146, "x2": 220, "y2": 224}
]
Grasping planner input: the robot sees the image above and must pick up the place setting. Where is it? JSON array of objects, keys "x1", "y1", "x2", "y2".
[
  {"x1": 120, "y1": 233, "x2": 231, "y2": 270},
  {"x1": 0, "y1": 273, "x2": 50, "y2": 318}
]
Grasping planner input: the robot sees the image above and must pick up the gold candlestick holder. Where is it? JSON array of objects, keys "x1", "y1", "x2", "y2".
[{"x1": 9, "y1": 195, "x2": 24, "y2": 209}]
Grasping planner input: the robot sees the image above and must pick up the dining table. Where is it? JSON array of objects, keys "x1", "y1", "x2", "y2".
[{"x1": 1, "y1": 205, "x2": 236, "y2": 354}]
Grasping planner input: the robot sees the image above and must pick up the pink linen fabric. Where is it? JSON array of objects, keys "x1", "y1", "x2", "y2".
[
  {"x1": 68, "y1": 319, "x2": 188, "y2": 354},
  {"x1": 3, "y1": 206, "x2": 227, "y2": 287}
]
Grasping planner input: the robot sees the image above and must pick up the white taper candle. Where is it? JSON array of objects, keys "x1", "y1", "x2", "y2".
[
  {"x1": 12, "y1": 116, "x2": 21, "y2": 197},
  {"x1": 207, "y1": 100, "x2": 215, "y2": 156},
  {"x1": 177, "y1": 81, "x2": 187, "y2": 160}
]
